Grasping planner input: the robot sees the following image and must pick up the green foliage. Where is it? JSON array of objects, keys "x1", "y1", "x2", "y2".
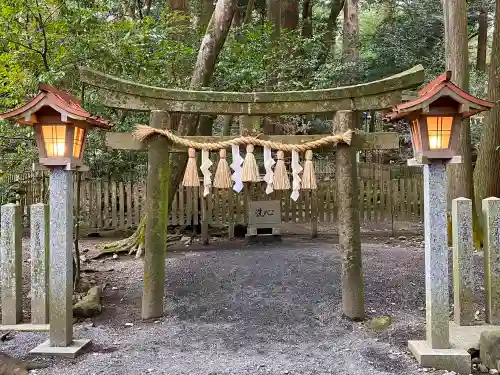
[{"x1": 0, "y1": 0, "x2": 485, "y2": 178}]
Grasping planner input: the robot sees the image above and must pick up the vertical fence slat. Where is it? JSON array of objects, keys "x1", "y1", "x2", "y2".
[
  {"x1": 119, "y1": 181, "x2": 125, "y2": 230},
  {"x1": 111, "y1": 181, "x2": 118, "y2": 229},
  {"x1": 126, "y1": 182, "x2": 132, "y2": 228}
]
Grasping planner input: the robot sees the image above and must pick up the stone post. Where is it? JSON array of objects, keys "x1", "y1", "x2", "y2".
[
  {"x1": 423, "y1": 163, "x2": 449, "y2": 349},
  {"x1": 30, "y1": 203, "x2": 50, "y2": 324},
  {"x1": 451, "y1": 197, "x2": 475, "y2": 326},
  {"x1": 334, "y1": 111, "x2": 365, "y2": 320},
  {"x1": 142, "y1": 110, "x2": 170, "y2": 320},
  {"x1": 0, "y1": 203, "x2": 22, "y2": 325},
  {"x1": 49, "y1": 168, "x2": 73, "y2": 346},
  {"x1": 482, "y1": 197, "x2": 500, "y2": 325}
]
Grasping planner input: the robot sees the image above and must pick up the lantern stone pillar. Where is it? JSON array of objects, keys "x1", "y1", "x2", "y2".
[
  {"x1": 30, "y1": 167, "x2": 91, "y2": 357},
  {"x1": 422, "y1": 162, "x2": 449, "y2": 349},
  {"x1": 407, "y1": 160, "x2": 471, "y2": 375}
]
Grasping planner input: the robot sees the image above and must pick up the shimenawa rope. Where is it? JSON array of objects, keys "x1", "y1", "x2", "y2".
[{"x1": 133, "y1": 124, "x2": 353, "y2": 152}]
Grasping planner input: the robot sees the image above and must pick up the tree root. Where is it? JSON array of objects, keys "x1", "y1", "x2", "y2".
[{"x1": 96, "y1": 215, "x2": 181, "y2": 258}]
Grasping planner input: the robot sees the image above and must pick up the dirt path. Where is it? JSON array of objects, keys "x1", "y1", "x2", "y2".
[{"x1": 1, "y1": 237, "x2": 477, "y2": 374}]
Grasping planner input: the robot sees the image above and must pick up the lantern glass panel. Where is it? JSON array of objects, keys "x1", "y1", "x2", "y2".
[
  {"x1": 41, "y1": 125, "x2": 66, "y2": 157},
  {"x1": 427, "y1": 116, "x2": 453, "y2": 150},
  {"x1": 410, "y1": 119, "x2": 422, "y2": 152},
  {"x1": 72, "y1": 126, "x2": 85, "y2": 158}
]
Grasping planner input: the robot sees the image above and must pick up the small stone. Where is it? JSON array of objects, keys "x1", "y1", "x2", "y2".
[
  {"x1": 112, "y1": 286, "x2": 118, "y2": 290},
  {"x1": 490, "y1": 369, "x2": 499, "y2": 375},
  {"x1": 147, "y1": 369, "x2": 153, "y2": 373},
  {"x1": 473, "y1": 357, "x2": 483, "y2": 364},
  {"x1": 398, "y1": 236, "x2": 406, "y2": 240},
  {"x1": 112, "y1": 254, "x2": 118, "y2": 259},
  {"x1": 154, "y1": 320, "x2": 161, "y2": 324},
  {"x1": 479, "y1": 363, "x2": 489, "y2": 373},
  {"x1": 125, "y1": 322, "x2": 134, "y2": 327}
]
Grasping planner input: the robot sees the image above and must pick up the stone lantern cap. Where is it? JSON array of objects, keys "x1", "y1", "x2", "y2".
[
  {"x1": 0, "y1": 84, "x2": 110, "y2": 129},
  {"x1": 383, "y1": 71, "x2": 495, "y2": 121}
]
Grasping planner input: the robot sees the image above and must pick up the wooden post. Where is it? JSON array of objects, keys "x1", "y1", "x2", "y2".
[
  {"x1": 142, "y1": 110, "x2": 170, "y2": 320},
  {"x1": 334, "y1": 111, "x2": 365, "y2": 321}
]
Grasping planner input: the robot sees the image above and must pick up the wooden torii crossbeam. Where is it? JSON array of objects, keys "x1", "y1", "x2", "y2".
[{"x1": 79, "y1": 65, "x2": 425, "y2": 324}]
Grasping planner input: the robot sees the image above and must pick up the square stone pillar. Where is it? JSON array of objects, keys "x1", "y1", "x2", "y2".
[
  {"x1": 451, "y1": 197, "x2": 475, "y2": 326},
  {"x1": 482, "y1": 197, "x2": 500, "y2": 325},
  {"x1": 48, "y1": 167, "x2": 73, "y2": 346},
  {"x1": 30, "y1": 167, "x2": 91, "y2": 357},
  {"x1": 423, "y1": 163, "x2": 450, "y2": 349},
  {"x1": 30, "y1": 203, "x2": 50, "y2": 324},
  {"x1": 0, "y1": 203, "x2": 22, "y2": 325}
]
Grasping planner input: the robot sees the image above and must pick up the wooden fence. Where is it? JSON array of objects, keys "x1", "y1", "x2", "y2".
[{"x1": 3, "y1": 166, "x2": 424, "y2": 232}]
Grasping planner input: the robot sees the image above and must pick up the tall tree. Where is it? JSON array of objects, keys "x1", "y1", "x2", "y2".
[
  {"x1": 477, "y1": 5, "x2": 488, "y2": 71},
  {"x1": 108, "y1": 0, "x2": 238, "y2": 255},
  {"x1": 267, "y1": 0, "x2": 281, "y2": 37},
  {"x1": 342, "y1": 0, "x2": 359, "y2": 62},
  {"x1": 200, "y1": 0, "x2": 216, "y2": 30},
  {"x1": 281, "y1": 0, "x2": 299, "y2": 30},
  {"x1": 317, "y1": 0, "x2": 344, "y2": 66},
  {"x1": 170, "y1": 0, "x2": 189, "y2": 12},
  {"x1": 474, "y1": 0, "x2": 500, "y2": 214},
  {"x1": 301, "y1": 0, "x2": 313, "y2": 38},
  {"x1": 444, "y1": 0, "x2": 473, "y2": 206}
]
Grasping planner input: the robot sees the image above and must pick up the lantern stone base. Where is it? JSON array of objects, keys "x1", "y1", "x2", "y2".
[
  {"x1": 408, "y1": 340, "x2": 471, "y2": 374},
  {"x1": 449, "y1": 321, "x2": 500, "y2": 351},
  {"x1": 407, "y1": 155, "x2": 462, "y2": 166},
  {"x1": 30, "y1": 339, "x2": 91, "y2": 358}
]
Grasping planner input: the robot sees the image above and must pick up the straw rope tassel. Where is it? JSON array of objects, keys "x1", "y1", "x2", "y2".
[
  {"x1": 273, "y1": 151, "x2": 290, "y2": 190},
  {"x1": 290, "y1": 150, "x2": 303, "y2": 201},
  {"x1": 301, "y1": 150, "x2": 317, "y2": 190},
  {"x1": 182, "y1": 148, "x2": 200, "y2": 187},
  {"x1": 213, "y1": 149, "x2": 232, "y2": 189},
  {"x1": 241, "y1": 144, "x2": 260, "y2": 182}
]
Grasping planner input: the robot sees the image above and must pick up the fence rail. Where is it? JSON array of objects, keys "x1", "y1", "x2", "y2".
[{"x1": 3, "y1": 164, "x2": 424, "y2": 232}]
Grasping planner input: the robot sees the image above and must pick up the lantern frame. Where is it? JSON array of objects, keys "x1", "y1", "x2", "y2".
[
  {"x1": 0, "y1": 84, "x2": 109, "y2": 169},
  {"x1": 407, "y1": 111, "x2": 463, "y2": 162}
]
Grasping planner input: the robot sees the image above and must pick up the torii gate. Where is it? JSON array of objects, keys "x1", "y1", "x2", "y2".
[{"x1": 79, "y1": 65, "x2": 425, "y2": 321}]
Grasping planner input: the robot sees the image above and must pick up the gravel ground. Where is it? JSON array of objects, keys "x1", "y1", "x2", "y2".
[{"x1": 0, "y1": 236, "x2": 484, "y2": 375}]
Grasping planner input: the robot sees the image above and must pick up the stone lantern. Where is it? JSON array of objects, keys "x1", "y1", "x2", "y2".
[
  {"x1": 0, "y1": 84, "x2": 110, "y2": 356},
  {"x1": 385, "y1": 71, "x2": 494, "y2": 165},
  {"x1": 0, "y1": 84, "x2": 109, "y2": 169},
  {"x1": 384, "y1": 72, "x2": 495, "y2": 373}
]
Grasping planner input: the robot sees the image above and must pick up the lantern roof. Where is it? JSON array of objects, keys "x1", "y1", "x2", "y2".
[
  {"x1": 384, "y1": 71, "x2": 495, "y2": 121},
  {"x1": 0, "y1": 84, "x2": 110, "y2": 129}
]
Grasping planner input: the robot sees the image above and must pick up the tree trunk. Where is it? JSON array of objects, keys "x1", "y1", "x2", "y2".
[
  {"x1": 301, "y1": 0, "x2": 313, "y2": 38},
  {"x1": 342, "y1": 0, "x2": 358, "y2": 62},
  {"x1": 317, "y1": 0, "x2": 344, "y2": 66},
  {"x1": 128, "y1": 0, "x2": 137, "y2": 19},
  {"x1": 243, "y1": 0, "x2": 255, "y2": 23},
  {"x1": 267, "y1": 0, "x2": 281, "y2": 38},
  {"x1": 474, "y1": 0, "x2": 500, "y2": 227},
  {"x1": 200, "y1": 0, "x2": 215, "y2": 30},
  {"x1": 145, "y1": 0, "x2": 153, "y2": 16},
  {"x1": 281, "y1": 0, "x2": 299, "y2": 30},
  {"x1": 233, "y1": 6, "x2": 244, "y2": 26},
  {"x1": 222, "y1": 115, "x2": 234, "y2": 135},
  {"x1": 444, "y1": 0, "x2": 473, "y2": 203},
  {"x1": 477, "y1": 6, "x2": 488, "y2": 72},
  {"x1": 104, "y1": 0, "x2": 237, "y2": 255}
]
